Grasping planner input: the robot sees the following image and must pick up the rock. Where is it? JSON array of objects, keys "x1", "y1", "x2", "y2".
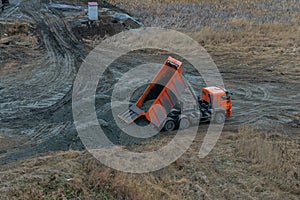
[
  {"x1": 193, "y1": 171, "x2": 209, "y2": 184},
  {"x1": 194, "y1": 184, "x2": 210, "y2": 199},
  {"x1": 254, "y1": 185, "x2": 265, "y2": 192}
]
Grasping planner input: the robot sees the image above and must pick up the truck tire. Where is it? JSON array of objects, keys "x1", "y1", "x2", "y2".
[
  {"x1": 179, "y1": 117, "x2": 190, "y2": 130},
  {"x1": 164, "y1": 119, "x2": 176, "y2": 131},
  {"x1": 215, "y1": 112, "x2": 225, "y2": 124}
]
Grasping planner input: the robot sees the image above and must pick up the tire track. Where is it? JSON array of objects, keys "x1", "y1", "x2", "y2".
[
  {"x1": 227, "y1": 80, "x2": 300, "y2": 125},
  {"x1": 0, "y1": 0, "x2": 83, "y2": 120}
]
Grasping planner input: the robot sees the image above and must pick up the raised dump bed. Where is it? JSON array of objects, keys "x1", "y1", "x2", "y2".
[{"x1": 118, "y1": 57, "x2": 187, "y2": 129}]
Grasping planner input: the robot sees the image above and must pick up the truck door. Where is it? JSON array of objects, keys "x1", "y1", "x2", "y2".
[
  {"x1": 208, "y1": 94, "x2": 213, "y2": 108},
  {"x1": 209, "y1": 94, "x2": 219, "y2": 108}
]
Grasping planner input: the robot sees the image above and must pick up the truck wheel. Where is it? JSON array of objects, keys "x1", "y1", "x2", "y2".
[
  {"x1": 215, "y1": 112, "x2": 225, "y2": 124},
  {"x1": 164, "y1": 119, "x2": 176, "y2": 131},
  {"x1": 179, "y1": 117, "x2": 190, "y2": 130}
]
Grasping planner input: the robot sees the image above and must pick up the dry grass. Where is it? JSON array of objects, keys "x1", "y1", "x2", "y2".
[
  {"x1": 0, "y1": 151, "x2": 181, "y2": 200},
  {"x1": 107, "y1": 0, "x2": 300, "y2": 31},
  {"x1": 0, "y1": 21, "x2": 34, "y2": 38},
  {"x1": 0, "y1": 20, "x2": 42, "y2": 75},
  {"x1": 1, "y1": 127, "x2": 299, "y2": 199},
  {"x1": 106, "y1": 0, "x2": 300, "y2": 57},
  {"x1": 235, "y1": 126, "x2": 300, "y2": 195}
]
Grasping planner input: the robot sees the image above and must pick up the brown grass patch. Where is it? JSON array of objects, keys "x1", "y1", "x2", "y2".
[
  {"x1": 1, "y1": 127, "x2": 299, "y2": 199},
  {"x1": 235, "y1": 126, "x2": 300, "y2": 195}
]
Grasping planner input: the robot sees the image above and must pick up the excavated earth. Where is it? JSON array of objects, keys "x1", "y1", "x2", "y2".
[
  {"x1": 0, "y1": 0, "x2": 141, "y2": 164},
  {"x1": 0, "y1": 0, "x2": 299, "y2": 166}
]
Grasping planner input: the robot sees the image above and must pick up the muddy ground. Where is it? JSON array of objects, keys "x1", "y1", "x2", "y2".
[
  {"x1": 0, "y1": 0, "x2": 142, "y2": 164},
  {"x1": 0, "y1": 0, "x2": 299, "y2": 186}
]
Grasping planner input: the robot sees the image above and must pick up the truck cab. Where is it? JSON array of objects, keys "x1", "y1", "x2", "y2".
[
  {"x1": 200, "y1": 86, "x2": 232, "y2": 123},
  {"x1": 163, "y1": 86, "x2": 232, "y2": 131}
]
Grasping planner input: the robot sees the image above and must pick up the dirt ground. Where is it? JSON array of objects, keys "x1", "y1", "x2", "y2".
[
  {"x1": 0, "y1": 0, "x2": 299, "y2": 199},
  {"x1": 0, "y1": 0, "x2": 141, "y2": 164}
]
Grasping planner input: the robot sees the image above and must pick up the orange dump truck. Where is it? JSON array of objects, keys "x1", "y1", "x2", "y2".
[{"x1": 119, "y1": 57, "x2": 232, "y2": 131}]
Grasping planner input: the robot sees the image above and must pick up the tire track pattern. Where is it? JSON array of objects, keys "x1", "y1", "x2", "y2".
[
  {"x1": 0, "y1": 0, "x2": 83, "y2": 120},
  {"x1": 0, "y1": 0, "x2": 85, "y2": 161},
  {"x1": 228, "y1": 81, "x2": 300, "y2": 126}
]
